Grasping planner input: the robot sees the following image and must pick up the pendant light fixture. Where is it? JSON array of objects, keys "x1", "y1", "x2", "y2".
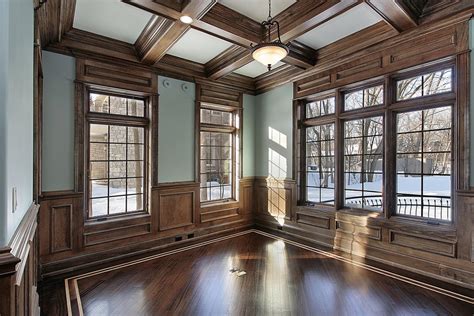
[{"x1": 251, "y1": 0, "x2": 289, "y2": 71}]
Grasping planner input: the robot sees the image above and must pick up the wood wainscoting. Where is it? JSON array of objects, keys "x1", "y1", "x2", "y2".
[
  {"x1": 38, "y1": 178, "x2": 255, "y2": 278},
  {"x1": 0, "y1": 203, "x2": 40, "y2": 316},
  {"x1": 255, "y1": 183, "x2": 474, "y2": 291}
]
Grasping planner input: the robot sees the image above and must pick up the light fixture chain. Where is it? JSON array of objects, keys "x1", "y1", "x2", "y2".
[{"x1": 268, "y1": 0, "x2": 272, "y2": 21}]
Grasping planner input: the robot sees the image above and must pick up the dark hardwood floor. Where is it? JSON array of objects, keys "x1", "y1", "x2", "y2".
[{"x1": 40, "y1": 231, "x2": 474, "y2": 315}]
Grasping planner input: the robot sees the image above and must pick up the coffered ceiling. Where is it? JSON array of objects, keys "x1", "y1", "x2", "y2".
[
  {"x1": 219, "y1": 0, "x2": 297, "y2": 23},
  {"x1": 73, "y1": 0, "x2": 152, "y2": 44},
  {"x1": 166, "y1": 28, "x2": 234, "y2": 64},
  {"x1": 37, "y1": 0, "x2": 471, "y2": 93},
  {"x1": 296, "y1": 3, "x2": 382, "y2": 50}
]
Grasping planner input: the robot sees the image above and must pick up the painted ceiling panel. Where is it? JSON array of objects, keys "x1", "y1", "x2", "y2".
[
  {"x1": 234, "y1": 60, "x2": 285, "y2": 78},
  {"x1": 220, "y1": 0, "x2": 296, "y2": 22},
  {"x1": 73, "y1": 0, "x2": 152, "y2": 44},
  {"x1": 296, "y1": 3, "x2": 383, "y2": 50},
  {"x1": 166, "y1": 29, "x2": 234, "y2": 64}
]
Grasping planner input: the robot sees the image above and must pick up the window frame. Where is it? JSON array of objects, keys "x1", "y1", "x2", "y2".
[
  {"x1": 85, "y1": 88, "x2": 150, "y2": 220},
  {"x1": 198, "y1": 103, "x2": 241, "y2": 205},
  {"x1": 296, "y1": 59, "x2": 457, "y2": 224}
]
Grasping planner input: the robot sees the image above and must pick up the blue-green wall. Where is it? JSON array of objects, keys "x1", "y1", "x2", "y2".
[
  {"x1": 158, "y1": 77, "x2": 195, "y2": 183},
  {"x1": 0, "y1": 0, "x2": 34, "y2": 246},
  {"x1": 255, "y1": 83, "x2": 293, "y2": 179},
  {"x1": 42, "y1": 51, "x2": 76, "y2": 191},
  {"x1": 243, "y1": 94, "x2": 256, "y2": 177}
]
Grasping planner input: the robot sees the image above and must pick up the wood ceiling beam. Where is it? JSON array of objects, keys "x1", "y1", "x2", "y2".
[
  {"x1": 205, "y1": 46, "x2": 254, "y2": 80},
  {"x1": 36, "y1": 0, "x2": 76, "y2": 46},
  {"x1": 123, "y1": 0, "x2": 218, "y2": 64},
  {"x1": 276, "y1": 0, "x2": 363, "y2": 43},
  {"x1": 365, "y1": 0, "x2": 418, "y2": 33},
  {"x1": 284, "y1": 41, "x2": 317, "y2": 69}
]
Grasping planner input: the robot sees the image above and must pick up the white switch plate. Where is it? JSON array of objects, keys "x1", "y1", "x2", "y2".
[{"x1": 12, "y1": 187, "x2": 17, "y2": 213}]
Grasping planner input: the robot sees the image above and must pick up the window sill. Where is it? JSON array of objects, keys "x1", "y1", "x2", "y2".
[
  {"x1": 201, "y1": 200, "x2": 238, "y2": 209},
  {"x1": 85, "y1": 211, "x2": 150, "y2": 227}
]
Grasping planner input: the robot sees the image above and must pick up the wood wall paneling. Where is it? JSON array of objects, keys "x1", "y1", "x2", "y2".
[{"x1": 0, "y1": 204, "x2": 40, "y2": 316}]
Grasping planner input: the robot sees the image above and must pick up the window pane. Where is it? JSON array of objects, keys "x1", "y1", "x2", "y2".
[
  {"x1": 128, "y1": 127, "x2": 144, "y2": 144},
  {"x1": 127, "y1": 178, "x2": 144, "y2": 194},
  {"x1": 90, "y1": 94, "x2": 109, "y2": 114},
  {"x1": 109, "y1": 125, "x2": 127, "y2": 143},
  {"x1": 109, "y1": 179, "x2": 126, "y2": 196},
  {"x1": 396, "y1": 68, "x2": 452, "y2": 101},
  {"x1": 90, "y1": 124, "x2": 108, "y2": 142},
  {"x1": 306, "y1": 97, "x2": 335, "y2": 118},
  {"x1": 110, "y1": 96, "x2": 127, "y2": 115},
  {"x1": 110, "y1": 161, "x2": 126, "y2": 178},
  {"x1": 127, "y1": 161, "x2": 144, "y2": 177},
  {"x1": 423, "y1": 69, "x2": 452, "y2": 96},
  {"x1": 90, "y1": 162, "x2": 108, "y2": 179},
  {"x1": 90, "y1": 180, "x2": 108, "y2": 198},
  {"x1": 127, "y1": 194, "x2": 144, "y2": 212},
  {"x1": 305, "y1": 123, "x2": 335, "y2": 205},
  {"x1": 396, "y1": 107, "x2": 452, "y2": 221},
  {"x1": 109, "y1": 144, "x2": 126, "y2": 160},
  {"x1": 109, "y1": 196, "x2": 126, "y2": 214},
  {"x1": 91, "y1": 198, "x2": 108, "y2": 217},
  {"x1": 344, "y1": 116, "x2": 383, "y2": 210},
  {"x1": 344, "y1": 85, "x2": 384, "y2": 111},
  {"x1": 90, "y1": 143, "x2": 108, "y2": 161},
  {"x1": 128, "y1": 99, "x2": 145, "y2": 117}
]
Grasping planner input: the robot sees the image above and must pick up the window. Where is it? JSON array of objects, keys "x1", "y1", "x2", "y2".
[
  {"x1": 297, "y1": 62, "x2": 455, "y2": 222},
  {"x1": 87, "y1": 92, "x2": 148, "y2": 218},
  {"x1": 344, "y1": 85, "x2": 384, "y2": 111},
  {"x1": 306, "y1": 97, "x2": 335, "y2": 118},
  {"x1": 344, "y1": 116, "x2": 384, "y2": 210},
  {"x1": 396, "y1": 68, "x2": 452, "y2": 101},
  {"x1": 396, "y1": 107, "x2": 452, "y2": 220},
  {"x1": 306, "y1": 124, "x2": 335, "y2": 204},
  {"x1": 200, "y1": 108, "x2": 238, "y2": 203}
]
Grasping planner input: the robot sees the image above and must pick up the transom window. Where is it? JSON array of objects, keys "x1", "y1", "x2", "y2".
[
  {"x1": 199, "y1": 108, "x2": 238, "y2": 203},
  {"x1": 396, "y1": 68, "x2": 453, "y2": 101},
  {"x1": 298, "y1": 62, "x2": 454, "y2": 222},
  {"x1": 344, "y1": 85, "x2": 384, "y2": 111},
  {"x1": 87, "y1": 92, "x2": 148, "y2": 218}
]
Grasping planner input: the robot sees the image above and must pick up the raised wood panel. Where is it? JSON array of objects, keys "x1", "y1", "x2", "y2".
[
  {"x1": 50, "y1": 205, "x2": 73, "y2": 253},
  {"x1": 336, "y1": 220, "x2": 382, "y2": 241},
  {"x1": 239, "y1": 178, "x2": 255, "y2": 214},
  {"x1": 159, "y1": 192, "x2": 195, "y2": 230},
  {"x1": 200, "y1": 206, "x2": 239, "y2": 223},
  {"x1": 255, "y1": 178, "x2": 296, "y2": 221},
  {"x1": 76, "y1": 58, "x2": 158, "y2": 94},
  {"x1": 154, "y1": 182, "x2": 199, "y2": 231},
  {"x1": 39, "y1": 193, "x2": 84, "y2": 261},
  {"x1": 296, "y1": 212, "x2": 331, "y2": 229},
  {"x1": 84, "y1": 223, "x2": 152, "y2": 246},
  {"x1": 389, "y1": 230, "x2": 456, "y2": 258}
]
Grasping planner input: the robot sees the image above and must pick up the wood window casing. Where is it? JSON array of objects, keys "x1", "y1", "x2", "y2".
[
  {"x1": 297, "y1": 59, "x2": 457, "y2": 224},
  {"x1": 196, "y1": 85, "x2": 243, "y2": 206},
  {"x1": 85, "y1": 89, "x2": 151, "y2": 220}
]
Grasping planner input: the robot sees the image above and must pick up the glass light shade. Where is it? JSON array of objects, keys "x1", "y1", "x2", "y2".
[{"x1": 252, "y1": 43, "x2": 289, "y2": 67}]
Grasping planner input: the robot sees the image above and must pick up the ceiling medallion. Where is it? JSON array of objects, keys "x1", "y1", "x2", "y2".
[{"x1": 250, "y1": 0, "x2": 289, "y2": 71}]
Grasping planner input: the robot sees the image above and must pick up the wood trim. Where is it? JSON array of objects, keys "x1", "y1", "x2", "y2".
[
  {"x1": 365, "y1": 0, "x2": 418, "y2": 33},
  {"x1": 0, "y1": 203, "x2": 40, "y2": 316}
]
